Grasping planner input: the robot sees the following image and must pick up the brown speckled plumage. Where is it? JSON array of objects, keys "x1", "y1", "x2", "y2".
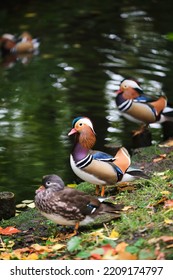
[{"x1": 35, "y1": 174, "x2": 123, "y2": 233}]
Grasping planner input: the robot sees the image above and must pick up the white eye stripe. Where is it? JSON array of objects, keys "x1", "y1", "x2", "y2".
[
  {"x1": 77, "y1": 118, "x2": 94, "y2": 131},
  {"x1": 122, "y1": 80, "x2": 142, "y2": 90}
]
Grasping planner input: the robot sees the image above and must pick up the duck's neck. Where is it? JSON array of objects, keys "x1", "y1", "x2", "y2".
[{"x1": 72, "y1": 142, "x2": 89, "y2": 162}]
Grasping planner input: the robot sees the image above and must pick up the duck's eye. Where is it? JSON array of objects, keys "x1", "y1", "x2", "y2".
[
  {"x1": 46, "y1": 181, "x2": 51, "y2": 185},
  {"x1": 79, "y1": 123, "x2": 83, "y2": 126}
]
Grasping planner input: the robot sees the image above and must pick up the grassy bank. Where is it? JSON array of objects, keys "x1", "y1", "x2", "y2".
[{"x1": 0, "y1": 144, "x2": 173, "y2": 260}]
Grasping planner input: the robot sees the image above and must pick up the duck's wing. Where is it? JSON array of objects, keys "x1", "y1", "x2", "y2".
[{"x1": 91, "y1": 150, "x2": 116, "y2": 162}]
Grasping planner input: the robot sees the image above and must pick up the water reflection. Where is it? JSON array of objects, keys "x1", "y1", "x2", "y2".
[{"x1": 0, "y1": 1, "x2": 173, "y2": 202}]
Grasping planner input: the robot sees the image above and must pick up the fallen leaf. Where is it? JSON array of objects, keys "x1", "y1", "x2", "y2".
[
  {"x1": 27, "y1": 202, "x2": 35, "y2": 208},
  {"x1": 148, "y1": 235, "x2": 173, "y2": 244},
  {"x1": 164, "y1": 218, "x2": 173, "y2": 224},
  {"x1": 160, "y1": 191, "x2": 171, "y2": 195},
  {"x1": 159, "y1": 139, "x2": 173, "y2": 147},
  {"x1": 30, "y1": 243, "x2": 51, "y2": 252},
  {"x1": 22, "y1": 200, "x2": 34, "y2": 204},
  {"x1": 164, "y1": 199, "x2": 173, "y2": 209},
  {"x1": 102, "y1": 245, "x2": 117, "y2": 260},
  {"x1": 0, "y1": 226, "x2": 21, "y2": 235},
  {"x1": 117, "y1": 182, "x2": 137, "y2": 191},
  {"x1": 89, "y1": 229, "x2": 105, "y2": 238},
  {"x1": 16, "y1": 203, "x2": 27, "y2": 209},
  {"x1": 109, "y1": 229, "x2": 119, "y2": 239},
  {"x1": 51, "y1": 244, "x2": 66, "y2": 251},
  {"x1": 159, "y1": 236, "x2": 173, "y2": 242},
  {"x1": 24, "y1": 253, "x2": 39, "y2": 260},
  {"x1": 123, "y1": 205, "x2": 135, "y2": 211},
  {"x1": 117, "y1": 185, "x2": 136, "y2": 191},
  {"x1": 153, "y1": 154, "x2": 166, "y2": 163},
  {"x1": 153, "y1": 171, "x2": 166, "y2": 176},
  {"x1": 115, "y1": 242, "x2": 137, "y2": 260},
  {"x1": 149, "y1": 197, "x2": 167, "y2": 207},
  {"x1": 91, "y1": 245, "x2": 118, "y2": 260},
  {"x1": 67, "y1": 184, "x2": 77, "y2": 188},
  {"x1": 166, "y1": 244, "x2": 173, "y2": 249}
]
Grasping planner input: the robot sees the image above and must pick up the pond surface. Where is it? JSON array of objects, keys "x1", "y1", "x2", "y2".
[{"x1": 0, "y1": 0, "x2": 173, "y2": 202}]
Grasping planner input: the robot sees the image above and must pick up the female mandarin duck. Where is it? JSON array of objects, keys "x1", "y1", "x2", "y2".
[
  {"x1": 68, "y1": 116, "x2": 147, "y2": 197},
  {"x1": 0, "y1": 31, "x2": 39, "y2": 55},
  {"x1": 115, "y1": 79, "x2": 173, "y2": 126},
  {"x1": 35, "y1": 174, "x2": 124, "y2": 236}
]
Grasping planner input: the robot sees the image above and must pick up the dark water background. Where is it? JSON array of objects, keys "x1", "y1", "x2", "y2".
[{"x1": 0, "y1": 0, "x2": 173, "y2": 202}]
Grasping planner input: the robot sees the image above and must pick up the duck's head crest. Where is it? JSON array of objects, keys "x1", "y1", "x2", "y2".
[
  {"x1": 121, "y1": 79, "x2": 144, "y2": 93},
  {"x1": 72, "y1": 116, "x2": 94, "y2": 131},
  {"x1": 72, "y1": 116, "x2": 84, "y2": 127}
]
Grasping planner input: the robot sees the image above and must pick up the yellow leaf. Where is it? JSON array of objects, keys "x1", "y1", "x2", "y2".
[
  {"x1": 109, "y1": 229, "x2": 119, "y2": 239},
  {"x1": 160, "y1": 191, "x2": 171, "y2": 195},
  {"x1": 24, "y1": 253, "x2": 39, "y2": 260},
  {"x1": 67, "y1": 184, "x2": 77, "y2": 188},
  {"x1": 123, "y1": 206, "x2": 134, "y2": 211},
  {"x1": 52, "y1": 244, "x2": 65, "y2": 251},
  {"x1": 0, "y1": 252, "x2": 11, "y2": 260},
  {"x1": 164, "y1": 218, "x2": 173, "y2": 224},
  {"x1": 24, "y1": 13, "x2": 37, "y2": 18},
  {"x1": 89, "y1": 229, "x2": 104, "y2": 238}
]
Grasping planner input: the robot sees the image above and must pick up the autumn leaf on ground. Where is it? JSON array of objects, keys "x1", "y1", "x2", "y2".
[
  {"x1": 90, "y1": 244, "x2": 117, "y2": 260},
  {"x1": 102, "y1": 244, "x2": 118, "y2": 259},
  {"x1": 109, "y1": 229, "x2": 119, "y2": 239},
  {"x1": 153, "y1": 154, "x2": 166, "y2": 163},
  {"x1": 31, "y1": 243, "x2": 65, "y2": 252},
  {"x1": 122, "y1": 205, "x2": 136, "y2": 211},
  {"x1": 164, "y1": 199, "x2": 173, "y2": 209},
  {"x1": 160, "y1": 191, "x2": 171, "y2": 195},
  {"x1": 159, "y1": 139, "x2": 173, "y2": 147},
  {"x1": 164, "y1": 218, "x2": 173, "y2": 224},
  {"x1": 67, "y1": 183, "x2": 77, "y2": 188},
  {"x1": 0, "y1": 226, "x2": 21, "y2": 235},
  {"x1": 148, "y1": 235, "x2": 173, "y2": 244},
  {"x1": 149, "y1": 196, "x2": 167, "y2": 207},
  {"x1": 117, "y1": 182, "x2": 137, "y2": 191},
  {"x1": 115, "y1": 242, "x2": 138, "y2": 260},
  {"x1": 0, "y1": 242, "x2": 66, "y2": 260}
]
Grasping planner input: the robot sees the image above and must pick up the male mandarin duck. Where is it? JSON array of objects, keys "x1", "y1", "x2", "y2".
[
  {"x1": 68, "y1": 116, "x2": 148, "y2": 197},
  {"x1": 35, "y1": 174, "x2": 124, "y2": 236},
  {"x1": 115, "y1": 79, "x2": 173, "y2": 126},
  {"x1": 0, "y1": 31, "x2": 39, "y2": 55}
]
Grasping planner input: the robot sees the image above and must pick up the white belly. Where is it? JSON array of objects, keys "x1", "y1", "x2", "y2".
[
  {"x1": 70, "y1": 155, "x2": 106, "y2": 185},
  {"x1": 40, "y1": 211, "x2": 94, "y2": 226}
]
